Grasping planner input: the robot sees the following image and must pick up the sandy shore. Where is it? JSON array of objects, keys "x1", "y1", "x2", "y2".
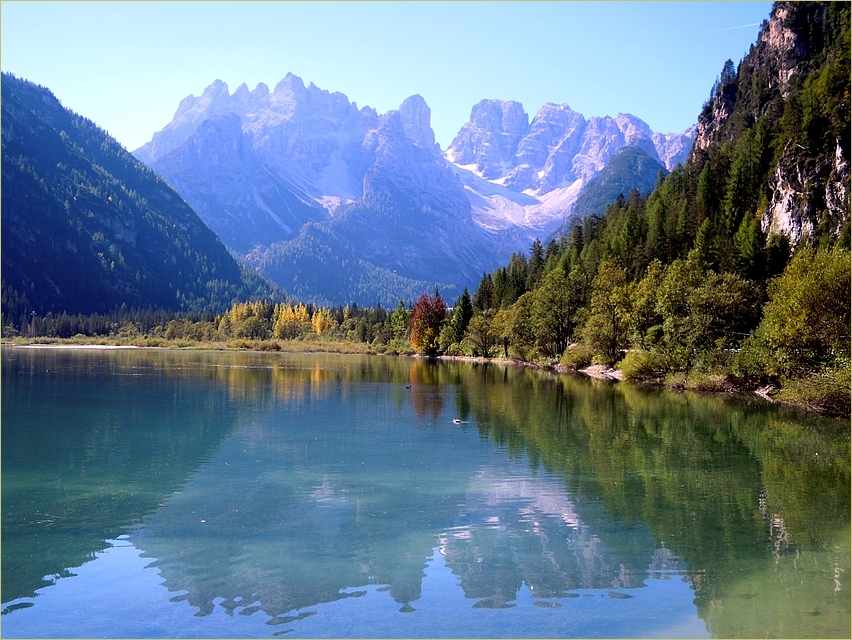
[{"x1": 13, "y1": 344, "x2": 139, "y2": 349}]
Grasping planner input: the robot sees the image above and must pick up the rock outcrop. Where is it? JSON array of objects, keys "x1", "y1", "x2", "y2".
[
  {"x1": 693, "y1": 1, "x2": 849, "y2": 246},
  {"x1": 446, "y1": 101, "x2": 694, "y2": 193}
]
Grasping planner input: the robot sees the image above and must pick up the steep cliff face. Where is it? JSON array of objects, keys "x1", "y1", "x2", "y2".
[
  {"x1": 763, "y1": 137, "x2": 850, "y2": 244},
  {"x1": 398, "y1": 94, "x2": 439, "y2": 153},
  {"x1": 152, "y1": 112, "x2": 329, "y2": 253},
  {"x1": 446, "y1": 101, "x2": 693, "y2": 193},
  {"x1": 446, "y1": 99, "x2": 530, "y2": 179},
  {"x1": 693, "y1": 1, "x2": 849, "y2": 246}
]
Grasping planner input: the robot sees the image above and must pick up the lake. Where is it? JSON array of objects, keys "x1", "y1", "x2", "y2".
[{"x1": 1, "y1": 347, "x2": 849, "y2": 638}]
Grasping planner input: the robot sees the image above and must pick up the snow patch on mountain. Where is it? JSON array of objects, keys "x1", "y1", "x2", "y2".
[{"x1": 443, "y1": 101, "x2": 695, "y2": 233}]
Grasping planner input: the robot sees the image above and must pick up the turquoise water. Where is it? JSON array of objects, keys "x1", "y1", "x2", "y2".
[{"x1": 2, "y1": 347, "x2": 849, "y2": 637}]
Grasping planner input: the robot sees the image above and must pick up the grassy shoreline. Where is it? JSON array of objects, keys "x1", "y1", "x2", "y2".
[{"x1": 3, "y1": 336, "x2": 848, "y2": 418}]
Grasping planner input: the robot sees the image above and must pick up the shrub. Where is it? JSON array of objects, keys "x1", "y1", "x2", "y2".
[
  {"x1": 757, "y1": 245, "x2": 851, "y2": 375},
  {"x1": 254, "y1": 340, "x2": 281, "y2": 351},
  {"x1": 509, "y1": 344, "x2": 536, "y2": 363},
  {"x1": 776, "y1": 358, "x2": 851, "y2": 416},
  {"x1": 617, "y1": 349, "x2": 670, "y2": 380},
  {"x1": 560, "y1": 343, "x2": 595, "y2": 370},
  {"x1": 690, "y1": 347, "x2": 735, "y2": 374}
]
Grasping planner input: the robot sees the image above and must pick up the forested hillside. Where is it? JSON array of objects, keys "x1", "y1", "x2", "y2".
[
  {"x1": 1, "y1": 73, "x2": 284, "y2": 328},
  {"x1": 549, "y1": 145, "x2": 667, "y2": 241},
  {"x1": 454, "y1": 1, "x2": 850, "y2": 413}
]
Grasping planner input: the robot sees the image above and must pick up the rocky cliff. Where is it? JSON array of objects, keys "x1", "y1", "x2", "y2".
[
  {"x1": 136, "y1": 73, "x2": 696, "y2": 305},
  {"x1": 693, "y1": 1, "x2": 849, "y2": 246},
  {"x1": 446, "y1": 101, "x2": 693, "y2": 192}
]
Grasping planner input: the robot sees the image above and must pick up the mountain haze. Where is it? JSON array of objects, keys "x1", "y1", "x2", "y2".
[{"x1": 136, "y1": 76, "x2": 695, "y2": 305}]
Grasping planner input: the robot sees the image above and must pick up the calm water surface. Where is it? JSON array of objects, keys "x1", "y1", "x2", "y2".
[{"x1": 2, "y1": 347, "x2": 849, "y2": 638}]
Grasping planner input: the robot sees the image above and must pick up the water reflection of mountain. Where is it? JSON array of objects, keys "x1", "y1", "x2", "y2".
[
  {"x1": 438, "y1": 471, "x2": 686, "y2": 608},
  {"x1": 1, "y1": 348, "x2": 239, "y2": 603},
  {"x1": 3, "y1": 350, "x2": 848, "y2": 637},
  {"x1": 127, "y1": 379, "x2": 683, "y2": 621}
]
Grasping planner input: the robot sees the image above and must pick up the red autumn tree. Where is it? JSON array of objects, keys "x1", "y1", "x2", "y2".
[{"x1": 409, "y1": 289, "x2": 447, "y2": 356}]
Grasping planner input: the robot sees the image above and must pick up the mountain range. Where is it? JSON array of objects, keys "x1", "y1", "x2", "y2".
[{"x1": 134, "y1": 78, "x2": 695, "y2": 305}]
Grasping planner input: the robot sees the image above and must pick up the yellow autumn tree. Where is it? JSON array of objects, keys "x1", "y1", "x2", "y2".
[{"x1": 311, "y1": 307, "x2": 337, "y2": 335}]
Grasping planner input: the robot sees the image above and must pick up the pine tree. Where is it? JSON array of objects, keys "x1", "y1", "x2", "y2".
[
  {"x1": 449, "y1": 288, "x2": 473, "y2": 344},
  {"x1": 472, "y1": 273, "x2": 494, "y2": 312}
]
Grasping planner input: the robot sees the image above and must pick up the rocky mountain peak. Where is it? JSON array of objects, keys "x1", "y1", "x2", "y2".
[
  {"x1": 398, "y1": 94, "x2": 437, "y2": 151},
  {"x1": 445, "y1": 99, "x2": 529, "y2": 179},
  {"x1": 172, "y1": 79, "x2": 229, "y2": 121},
  {"x1": 615, "y1": 113, "x2": 653, "y2": 146},
  {"x1": 233, "y1": 82, "x2": 251, "y2": 102},
  {"x1": 253, "y1": 82, "x2": 270, "y2": 99},
  {"x1": 470, "y1": 99, "x2": 529, "y2": 135},
  {"x1": 274, "y1": 72, "x2": 306, "y2": 96},
  {"x1": 202, "y1": 79, "x2": 229, "y2": 97}
]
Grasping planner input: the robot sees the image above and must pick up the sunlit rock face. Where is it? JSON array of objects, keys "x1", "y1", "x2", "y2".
[
  {"x1": 447, "y1": 100, "x2": 693, "y2": 192},
  {"x1": 693, "y1": 2, "x2": 850, "y2": 248},
  {"x1": 136, "y1": 74, "x2": 695, "y2": 305}
]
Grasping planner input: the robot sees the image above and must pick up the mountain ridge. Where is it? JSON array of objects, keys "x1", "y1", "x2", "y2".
[
  {"x1": 135, "y1": 75, "x2": 695, "y2": 305},
  {"x1": 1, "y1": 72, "x2": 284, "y2": 320}
]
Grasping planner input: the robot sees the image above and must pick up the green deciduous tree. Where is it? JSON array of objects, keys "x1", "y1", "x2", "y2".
[
  {"x1": 581, "y1": 258, "x2": 631, "y2": 365},
  {"x1": 506, "y1": 291, "x2": 537, "y2": 360},
  {"x1": 465, "y1": 309, "x2": 496, "y2": 358},
  {"x1": 389, "y1": 300, "x2": 410, "y2": 341},
  {"x1": 532, "y1": 266, "x2": 588, "y2": 357},
  {"x1": 754, "y1": 245, "x2": 851, "y2": 375}
]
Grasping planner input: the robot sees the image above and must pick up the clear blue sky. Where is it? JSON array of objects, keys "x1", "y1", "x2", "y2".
[{"x1": 2, "y1": 1, "x2": 773, "y2": 152}]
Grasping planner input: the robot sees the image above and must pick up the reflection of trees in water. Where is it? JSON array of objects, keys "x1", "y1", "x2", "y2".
[
  {"x1": 408, "y1": 360, "x2": 444, "y2": 419},
  {"x1": 4, "y1": 350, "x2": 848, "y2": 636},
  {"x1": 1, "y1": 349, "x2": 239, "y2": 603},
  {"x1": 453, "y1": 363, "x2": 850, "y2": 637}
]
